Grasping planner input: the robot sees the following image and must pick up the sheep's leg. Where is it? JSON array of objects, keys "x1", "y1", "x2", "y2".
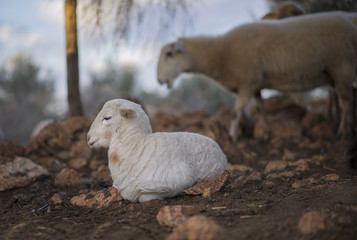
[
  {"x1": 337, "y1": 96, "x2": 352, "y2": 138},
  {"x1": 254, "y1": 91, "x2": 270, "y2": 140},
  {"x1": 327, "y1": 87, "x2": 340, "y2": 130},
  {"x1": 138, "y1": 193, "x2": 164, "y2": 202},
  {"x1": 332, "y1": 66, "x2": 354, "y2": 138},
  {"x1": 229, "y1": 92, "x2": 251, "y2": 142}
]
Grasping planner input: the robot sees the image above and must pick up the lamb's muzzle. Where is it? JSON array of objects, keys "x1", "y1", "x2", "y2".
[{"x1": 87, "y1": 98, "x2": 228, "y2": 202}]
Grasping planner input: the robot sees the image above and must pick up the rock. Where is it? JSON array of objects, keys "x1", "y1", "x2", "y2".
[
  {"x1": 310, "y1": 155, "x2": 326, "y2": 166},
  {"x1": 70, "y1": 187, "x2": 122, "y2": 208},
  {"x1": 51, "y1": 193, "x2": 62, "y2": 204},
  {"x1": 298, "y1": 211, "x2": 327, "y2": 234},
  {"x1": 69, "y1": 140, "x2": 92, "y2": 159},
  {"x1": 289, "y1": 155, "x2": 326, "y2": 169},
  {"x1": 292, "y1": 178, "x2": 316, "y2": 189},
  {"x1": 310, "y1": 122, "x2": 335, "y2": 139},
  {"x1": 251, "y1": 95, "x2": 305, "y2": 116},
  {"x1": 0, "y1": 142, "x2": 25, "y2": 158},
  {"x1": 68, "y1": 157, "x2": 88, "y2": 169},
  {"x1": 299, "y1": 138, "x2": 323, "y2": 150},
  {"x1": 294, "y1": 163, "x2": 309, "y2": 172},
  {"x1": 266, "y1": 171, "x2": 296, "y2": 179},
  {"x1": 264, "y1": 160, "x2": 288, "y2": 174},
  {"x1": 321, "y1": 174, "x2": 339, "y2": 182},
  {"x1": 245, "y1": 171, "x2": 262, "y2": 183},
  {"x1": 301, "y1": 112, "x2": 320, "y2": 130},
  {"x1": 166, "y1": 215, "x2": 224, "y2": 240},
  {"x1": 25, "y1": 117, "x2": 93, "y2": 160},
  {"x1": 157, "y1": 205, "x2": 196, "y2": 228},
  {"x1": 254, "y1": 111, "x2": 303, "y2": 139},
  {"x1": 35, "y1": 157, "x2": 59, "y2": 170},
  {"x1": 150, "y1": 112, "x2": 179, "y2": 132},
  {"x1": 90, "y1": 159, "x2": 104, "y2": 170},
  {"x1": 228, "y1": 164, "x2": 254, "y2": 173},
  {"x1": 270, "y1": 137, "x2": 285, "y2": 149},
  {"x1": 183, "y1": 171, "x2": 229, "y2": 197},
  {"x1": 54, "y1": 168, "x2": 80, "y2": 186},
  {"x1": 208, "y1": 121, "x2": 243, "y2": 164},
  {"x1": 91, "y1": 165, "x2": 112, "y2": 184},
  {"x1": 0, "y1": 157, "x2": 49, "y2": 191},
  {"x1": 336, "y1": 215, "x2": 352, "y2": 225},
  {"x1": 282, "y1": 149, "x2": 296, "y2": 161}
]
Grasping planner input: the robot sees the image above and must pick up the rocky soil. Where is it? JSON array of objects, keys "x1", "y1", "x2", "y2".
[{"x1": 0, "y1": 95, "x2": 356, "y2": 240}]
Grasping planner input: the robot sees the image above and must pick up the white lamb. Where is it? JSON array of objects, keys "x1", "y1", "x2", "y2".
[{"x1": 87, "y1": 99, "x2": 228, "y2": 202}]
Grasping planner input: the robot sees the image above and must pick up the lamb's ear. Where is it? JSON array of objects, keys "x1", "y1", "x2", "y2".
[
  {"x1": 174, "y1": 41, "x2": 185, "y2": 53},
  {"x1": 119, "y1": 108, "x2": 136, "y2": 118}
]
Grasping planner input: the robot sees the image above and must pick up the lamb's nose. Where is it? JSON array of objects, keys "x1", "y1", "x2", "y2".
[{"x1": 87, "y1": 135, "x2": 91, "y2": 142}]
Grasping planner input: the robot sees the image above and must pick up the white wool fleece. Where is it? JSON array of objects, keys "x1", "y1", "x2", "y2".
[{"x1": 87, "y1": 99, "x2": 228, "y2": 202}]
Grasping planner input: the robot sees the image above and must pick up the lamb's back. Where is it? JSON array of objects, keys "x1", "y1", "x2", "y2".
[{"x1": 150, "y1": 132, "x2": 228, "y2": 179}]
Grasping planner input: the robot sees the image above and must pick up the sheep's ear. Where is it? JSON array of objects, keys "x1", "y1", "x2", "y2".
[
  {"x1": 120, "y1": 108, "x2": 136, "y2": 118},
  {"x1": 174, "y1": 42, "x2": 185, "y2": 52}
]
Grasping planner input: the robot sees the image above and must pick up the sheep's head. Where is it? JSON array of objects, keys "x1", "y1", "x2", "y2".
[
  {"x1": 87, "y1": 99, "x2": 152, "y2": 149},
  {"x1": 157, "y1": 41, "x2": 192, "y2": 89}
]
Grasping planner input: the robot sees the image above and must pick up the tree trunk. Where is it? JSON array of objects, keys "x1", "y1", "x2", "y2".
[{"x1": 65, "y1": 0, "x2": 83, "y2": 117}]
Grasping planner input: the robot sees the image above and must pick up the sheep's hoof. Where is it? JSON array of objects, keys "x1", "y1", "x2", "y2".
[{"x1": 337, "y1": 128, "x2": 352, "y2": 140}]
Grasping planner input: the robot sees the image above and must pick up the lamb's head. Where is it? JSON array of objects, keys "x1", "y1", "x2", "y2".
[
  {"x1": 87, "y1": 99, "x2": 152, "y2": 148},
  {"x1": 157, "y1": 41, "x2": 192, "y2": 89}
]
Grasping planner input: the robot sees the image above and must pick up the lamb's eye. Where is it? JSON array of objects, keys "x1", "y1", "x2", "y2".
[
  {"x1": 165, "y1": 51, "x2": 173, "y2": 58},
  {"x1": 103, "y1": 116, "x2": 112, "y2": 121}
]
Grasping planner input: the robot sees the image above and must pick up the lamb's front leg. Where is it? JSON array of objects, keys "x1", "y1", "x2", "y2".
[{"x1": 229, "y1": 92, "x2": 252, "y2": 142}]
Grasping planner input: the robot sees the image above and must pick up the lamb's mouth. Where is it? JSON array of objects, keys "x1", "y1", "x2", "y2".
[
  {"x1": 158, "y1": 78, "x2": 173, "y2": 89},
  {"x1": 88, "y1": 140, "x2": 96, "y2": 148}
]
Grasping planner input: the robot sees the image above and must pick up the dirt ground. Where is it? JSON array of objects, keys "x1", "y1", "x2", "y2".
[{"x1": 1, "y1": 97, "x2": 357, "y2": 240}]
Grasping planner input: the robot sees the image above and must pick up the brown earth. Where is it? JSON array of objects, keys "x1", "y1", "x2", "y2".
[{"x1": 0, "y1": 96, "x2": 356, "y2": 240}]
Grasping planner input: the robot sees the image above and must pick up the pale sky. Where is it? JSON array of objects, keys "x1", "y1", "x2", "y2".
[{"x1": 0, "y1": 0, "x2": 270, "y2": 103}]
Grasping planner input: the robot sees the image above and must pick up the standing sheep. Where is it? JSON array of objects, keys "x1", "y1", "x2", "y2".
[
  {"x1": 261, "y1": 1, "x2": 304, "y2": 20},
  {"x1": 157, "y1": 11, "x2": 357, "y2": 140},
  {"x1": 87, "y1": 99, "x2": 228, "y2": 202}
]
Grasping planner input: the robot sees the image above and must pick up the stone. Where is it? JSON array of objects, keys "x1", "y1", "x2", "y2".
[
  {"x1": 89, "y1": 159, "x2": 103, "y2": 170},
  {"x1": 156, "y1": 205, "x2": 196, "y2": 228},
  {"x1": 245, "y1": 171, "x2": 262, "y2": 183},
  {"x1": 321, "y1": 174, "x2": 339, "y2": 182},
  {"x1": 91, "y1": 165, "x2": 112, "y2": 184},
  {"x1": 25, "y1": 117, "x2": 93, "y2": 159},
  {"x1": 69, "y1": 140, "x2": 92, "y2": 159},
  {"x1": 70, "y1": 187, "x2": 122, "y2": 208},
  {"x1": 254, "y1": 111, "x2": 302, "y2": 139},
  {"x1": 301, "y1": 112, "x2": 320, "y2": 129},
  {"x1": 294, "y1": 163, "x2": 309, "y2": 172},
  {"x1": 0, "y1": 142, "x2": 25, "y2": 158},
  {"x1": 183, "y1": 171, "x2": 229, "y2": 197},
  {"x1": 292, "y1": 178, "x2": 316, "y2": 189},
  {"x1": 166, "y1": 215, "x2": 224, "y2": 240},
  {"x1": 54, "y1": 168, "x2": 80, "y2": 186},
  {"x1": 68, "y1": 157, "x2": 87, "y2": 169},
  {"x1": 0, "y1": 157, "x2": 49, "y2": 191},
  {"x1": 228, "y1": 164, "x2": 254, "y2": 173},
  {"x1": 282, "y1": 149, "x2": 296, "y2": 161},
  {"x1": 51, "y1": 193, "x2": 62, "y2": 204},
  {"x1": 310, "y1": 122, "x2": 335, "y2": 139},
  {"x1": 35, "y1": 157, "x2": 58, "y2": 170},
  {"x1": 264, "y1": 160, "x2": 288, "y2": 174},
  {"x1": 208, "y1": 121, "x2": 243, "y2": 164},
  {"x1": 266, "y1": 171, "x2": 296, "y2": 179},
  {"x1": 298, "y1": 211, "x2": 327, "y2": 234}
]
